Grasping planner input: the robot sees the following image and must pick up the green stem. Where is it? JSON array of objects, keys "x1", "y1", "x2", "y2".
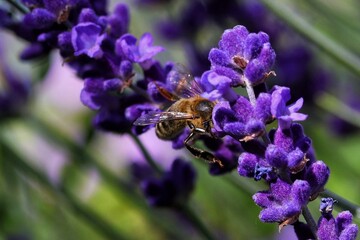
[
  {"x1": 245, "y1": 81, "x2": 257, "y2": 106},
  {"x1": 0, "y1": 137, "x2": 127, "y2": 240},
  {"x1": 23, "y1": 115, "x2": 184, "y2": 239},
  {"x1": 129, "y1": 133, "x2": 163, "y2": 175},
  {"x1": 26, "y1": 114, "x2": 214, "y2": 239},
  {"x1": 5, "y1": 0, "x2": 29, "y2": 14},
  {"x1": 316, "y1": 92, "x2": 360, "y2": 128},
  {"x1": 27, "y1": 115, "x2": 130, "y2": 189},
  {"x1": 302, "y1": 1, "x2": 360, "y2": 34},
  {"x1": 130, "y1": 134, "x2": 217, "y2": 239},
  {"x1": 259, "y1": 0, "x2": 360, "y2": 78},
  {"x1": 178, "y1": 204, "x2": 217, "y2": 240},
  {"x1": 60, "y1": 186, "x2": 127, "y2": 239},
  {"x1": 320, "y1": 189, "x2": 360, "y2": 219},
  {"x1": 222, "y1": 173, "x2": 260, "y2": 196},
  {"x1": 302, "y1": 206, "x2": 319, "y2": 240}
]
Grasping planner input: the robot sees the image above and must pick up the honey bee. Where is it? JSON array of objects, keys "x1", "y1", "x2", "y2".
[{"x1": 134, "y1": 64, "x2": 224, "y2": 167}]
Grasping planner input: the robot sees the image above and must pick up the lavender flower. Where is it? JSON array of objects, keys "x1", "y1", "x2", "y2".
[
  {"x1": 317, "y1": 198, "x2": 358, "y2": 240},
  {"x1": 1, "y1": 1, "x2": 358, "y2": 238},
  {"x1": 125, "y1": 103, "x2": 161, "y2": 135},
  {"x1": 140, "y1": 158, "x2": 196, "y2": 207},
  {"x1": 270, "y1": 86, "x2": 307, "y2": 130},
  {"x1": 198, "y1": 70, "x2": 238, "y2": 102},
  {"x1": 0, "y1": 67, "x2": 30, "y2": 119},
  {"x1": 253, "y1": 178, "x2": 311, "y2": 223},
  {"x1": 2, "y1": 0, "x2": 107, "y2": 60},
  {"x1": 205, "y1": 24, "x2": 336, "y2": 234},
  {"x1": 116, "y1": 33, "x2": 165, "y2": 69},
  {"x1": 7, "y1": 1, "x2": 167, "y2": 134},
  {"x1": 206, "y1": 136, "x2": 243, "y2": 175},
  {"x1": 141, "y1": 0, "x2": 331, "y2": 107},
  {"x1": 72, "y1": 22, "x2": 105, "y2": 58},
  {"x1": 209, "y1": 25, "x2": 276, "y2": 87}
]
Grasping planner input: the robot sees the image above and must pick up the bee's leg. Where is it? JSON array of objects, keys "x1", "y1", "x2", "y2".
[{"x1": 184, "y1": 130, "x2": 224, "y2": 167}]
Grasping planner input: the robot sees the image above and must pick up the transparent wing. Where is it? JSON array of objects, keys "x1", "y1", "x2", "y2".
[
  {"x1": 167, "y1": 63, "x2": 204, "y2": 98},
  {"x1": 133, "y1": 111, "x2": 195, "y2": 126}
]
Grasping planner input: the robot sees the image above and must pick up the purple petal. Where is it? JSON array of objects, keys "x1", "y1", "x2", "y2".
[
  {"x1": 80, "y1": 90, "x2": 101, "y2": 110},
  {"x1": 271, "y1": 86, "x2": 291, "y2": 118},
  {"x1": 43, "y1": 0, "x2": 67, "y2": 14},
  {"x1": 258, "y1": 43, "x2": 276, "y2": 69},
  {"x1": 219, "y1": 25, "x2": 249, "y2": 57},
  {"x1": 83, "y1": 78, "x2": 104, "y2": 92},
  {"x1": 78, "y1": 8, "x2": 99, "y2": 23},
  {"x1": 259, "y1": 207, "x2": 287, "y2": 222},
  {"x1": 289, "y1": 112, "x2": 308, "y2": 122},
  {"x1": 254, "y1": 93, "x2": 272, "y2": 123},
  {"x1": 117, "y1": 33, "x2": 164, "y2": 66},
  {"x1": 336, "y1": 211, "x2": 354, "y2": 231},
  {"x1": 245, "y1": 119, "x2": 265, "y2": 137},
  {"x1": 125, "y1": 103, "x2": 159, "y2": 122},
  {"x1": 318, "y1": 216, "x2": 337, "y2": 240},
  {"x1": 58, "y1": 31, "x2": 73, "y2": 53},
  {"x1": 103, "y1": 79, "x2": 122, "y2": 91},
  {"x1": 244, "y1": 58, "x2": 266, "y2": 85},
  {"x1": 107, "y1": 4, "x2": 129, "y2": 37},
  {"x1": 72, "y1": 22, "x2": 104, "y2": 58},
  {"x1": 243, "y1": 33, "x2": 263, "y2": 60},
  {"x1": 288, "y1": 97, "x2": 304, "y2": 113},
  {"x1": 208, "y1": 48, "x2": 230, "y2": 67},
  {"x1": 116, "y1": 33, "x2": 136, "y2": 57},
  {"x1": 291, "y1": 180, "x2": 311, "y2": 206},
  {"x1": 138, "y1": 33, "x2": 165, "y2": 62},
  {"x1": 238, "y1": 152, "x2": 258, "y2": 178},
  {"x1": 305, "y1": 161, "x2": 330, "y2": 196},
  {"x1": 278, "y1": 116, "x2": 294, "y2": 130},
  {"x1": 24, "y1": 9, "x2": 56, "y2": 29},
  {"x1": 212, "y1": 65, "x2": 245, "y2": 86},
  {"x1": 20, "y1": 43, "x2": 48, "y2": 60},
  {"x1": 232, "y1": 96, "x2": 253, "y2": 121},
  {"x1": 339, "y1": 224, "x2": 358, "y2": 240},
  {"x1": 199, "y1": 70, "x2": 232, "y2": 101},
  {"x1": 265, "y1": 144, "x2": 288, "y2": 169},
  {"x1": 212, "y1": 101, "x2": 234, "y2": 132},
  {"x1": 287, "y1": 148, "x2": 305, "y2": 169},
  {"x1": 253, "y1": 190, "x2": 272, "y2": 208},
  {"x1": 223, "y1": 122, "x2": 246, "y2": 139},
  {"x1": 119, "y1": 60, "x2": 133, "y2": 79}
]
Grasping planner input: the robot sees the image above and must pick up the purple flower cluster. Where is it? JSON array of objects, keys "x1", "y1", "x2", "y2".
[
  {"x1": 0, "y1": 0, "x2": 170, "y2": 133},
  {"x1": 139, "y1": 0, "x2": 331, "y2": 108},
  {"x1": 208, "y1": 25, "x2": 340, "y2": 233},
  {"x1": 1, "y1": 0, "x2": 198, "y2": 208},
  {"x1": 1, "y1": 1, "x2": 358, "y2": 238},
  {"x1": 209, "y1": 25, "x2": 276, "y2": 87},
  {"x1": 317, "y1": 198, "x2": 358, "y2": 240},
  {"x1": 132, "y1": 158, "x2": 196, "y2": 207},
  {"x1": 1, "y1": 0, "x2": 105, "y2": 60}
]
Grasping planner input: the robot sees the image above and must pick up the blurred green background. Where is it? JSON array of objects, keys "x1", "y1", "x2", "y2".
[{"x1": 0, "y1": 0, "x2": 360, "y2": 239}]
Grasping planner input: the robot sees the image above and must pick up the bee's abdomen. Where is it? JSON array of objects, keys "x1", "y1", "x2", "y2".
[{"x1": 156, "y1": 120, "x2": 186, "y2": 140}]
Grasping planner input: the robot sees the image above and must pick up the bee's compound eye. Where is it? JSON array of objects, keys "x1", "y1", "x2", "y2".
[{"x1": 196, "y1": 100, "x2": 213, "y2": 115}]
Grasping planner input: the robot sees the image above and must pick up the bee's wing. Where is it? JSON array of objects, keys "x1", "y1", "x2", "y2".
[
  {"x1": 133, "y1": 111, "x2": 195, "y2": 126},
  {"x1": 167, "y1": 63, "x2": 204, "y2": 98}
]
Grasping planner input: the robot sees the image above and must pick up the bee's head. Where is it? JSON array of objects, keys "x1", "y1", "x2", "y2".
[{"x1": 195, "y1": 100, "x2": 214, "y2": 119}]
